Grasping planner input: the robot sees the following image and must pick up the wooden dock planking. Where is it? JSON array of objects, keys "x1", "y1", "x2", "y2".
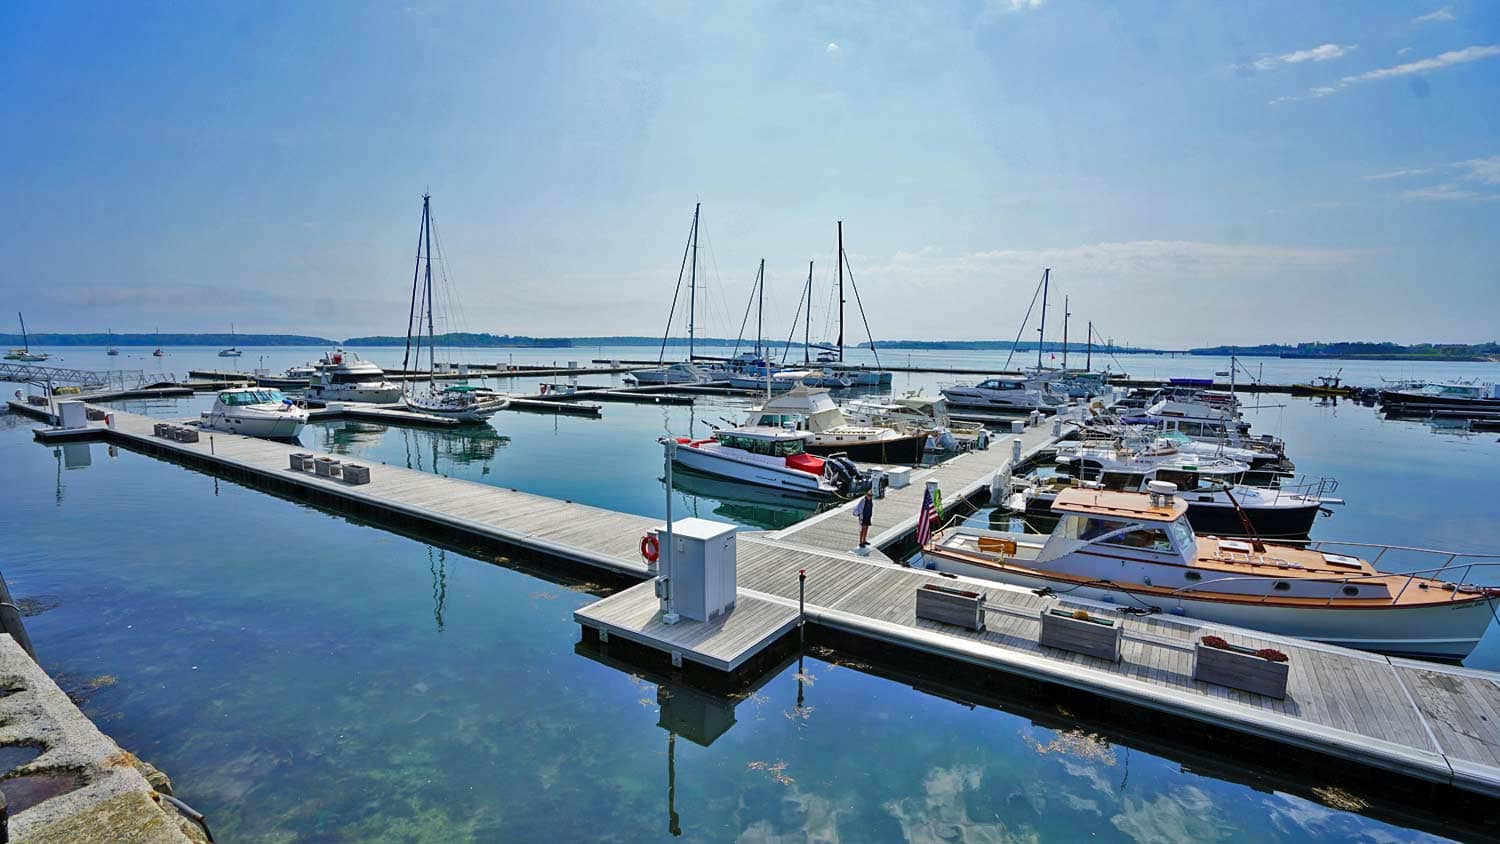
[{"x1": 574, "y1": 586, "x2": 799, "y2": 671}]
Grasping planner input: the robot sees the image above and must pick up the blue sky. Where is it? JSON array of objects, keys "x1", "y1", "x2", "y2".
[{"x1": 1, "y1": 0, "x2": 1496, "y2": 346}]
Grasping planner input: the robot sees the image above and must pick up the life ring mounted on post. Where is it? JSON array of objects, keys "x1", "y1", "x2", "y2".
[{"x1": 639, "y1": 534, "x2": 660, "y2": 563}]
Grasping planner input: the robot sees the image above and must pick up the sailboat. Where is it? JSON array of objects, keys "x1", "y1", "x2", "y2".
[
  {"x1": 628, "y1": 203, "x2": 717, "y2": 386},
  {"x1": 401, "y1": 193, "x2": 508, "y2": 422},
  {"x1": 218, "y1": 324, "x2": 243, "y2": 357},
  {"x1": 5, "y1": 313, "x2": 49, "y2": 361},
  {"x1": 153, "y1": 327, "x2": 165, "y2": 357},
  {"x1": 813, "y1": 221, "x2": 891, "y2": 387},
  {"x1": 107, "y1": 329, "x2": 119, "y2": 356}
]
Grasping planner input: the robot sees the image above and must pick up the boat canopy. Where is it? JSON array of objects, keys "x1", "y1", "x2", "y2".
[{"x1": 1050, "y1": 488, "x2": 1186, "y2": 522}]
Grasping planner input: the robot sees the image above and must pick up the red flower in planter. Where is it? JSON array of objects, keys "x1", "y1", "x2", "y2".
[
  {"x1": 1255, "y1": 648, "x2": 1289, "y2": 663},
  {"x1": 1200, "y1": 635, "x2": 1229, "y2": 649}
]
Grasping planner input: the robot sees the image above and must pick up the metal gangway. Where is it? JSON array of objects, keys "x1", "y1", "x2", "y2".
[{"x1": 0, "y1": 361, "x2": 152, "y2": 394}]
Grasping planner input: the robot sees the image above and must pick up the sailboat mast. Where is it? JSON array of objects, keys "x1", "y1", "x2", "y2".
[
  {"x1": 1036, "y1": 268, "x2": 1050, "y2": 369},
  {"x1": 688, "y1": 202, "x2": 700, "y2": 361},
  {"x1": 1062, "y1": 296, "x2": 1069, "y2": 370},
  {"x1": 804, "y1": 261, "x2": 813, "y2": 365},
  {"x1": 18, "y1": 312, "x2": 28, "y2": 353},
  {"x1": 1086, "y1": 320, "x2": 1093, "y2": 371},
  {"x1": 755, "y1": 259, "x2": 764, "y2": 359},
  {"x1": 424, "y1": 194, "x2": 436, "y2": 383},
  {"x1": 403, "y1": 196, "x2": 428, "y2": 374},
  {"x1": 836, "y1": 221, "x2": 844, "y2": 363}
]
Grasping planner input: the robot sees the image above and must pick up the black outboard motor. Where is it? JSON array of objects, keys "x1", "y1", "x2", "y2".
[{"x1": 822, "y1": 453, "x2": 869, "y2": 496}]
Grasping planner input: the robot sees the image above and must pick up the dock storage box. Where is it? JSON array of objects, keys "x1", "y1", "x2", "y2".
[
  {"x1": 659, "y1": 518, "x2": 737, "y2": 622},
  {"x1": 290, "y1": 452, "x2": 313, "y2": 471},
  {"x1": 884, "y1": 467, "x2": 912, "y2": 489},
  {"x1": 1192, "y1": 640, "x2": 1290, "y2": 699},
  {"x1": 173, "y1": 427, "x2": 200, "y2": 443},
  {"x1": 342, "y1": 464, "x2": 371, "y2": 485},
  {"x1": 313, "y1": 457, "x2": 341, "y2": 478},
  {"x1": 915, "y1": 583, "x2": 987, "y2": 631},
  {"x1": 58, "y1": 400, "x2": 87, "y2": 430},
  {"x1": 85, "y1": 407, "x2": 107, "y2": 421},
  {"x1": 1039, "y1": 607, "x2": 1122, "y2": 661},
  {"x1": 154, "y1": 423, "x2": 172, "y2": 438}
]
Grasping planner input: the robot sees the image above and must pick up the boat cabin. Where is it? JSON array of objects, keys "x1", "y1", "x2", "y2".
[
  {"x1": 974, "y1": 378, "x2": 1034, "y2": 392},
  {"x1": 711, "y1": 427, "x2": 814, "y2": 457},
  {"x1": 217, "y1": 388, "x2": 291, "y2": 407}
]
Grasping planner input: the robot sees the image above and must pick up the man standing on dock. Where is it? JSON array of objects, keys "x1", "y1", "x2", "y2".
[{"x1": 855, "y1": 489, "x2": 874, "y2": 554}]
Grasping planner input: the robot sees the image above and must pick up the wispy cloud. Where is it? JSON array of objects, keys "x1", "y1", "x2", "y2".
[
  {"x1": 1244, "y1": 43, "x2": 1354, "y2": 72},
  {"x1": 1271, "y1": 45, "x2": 1500, "y2": 103},
  {"x1": 825, "y1": 42, "x2": 841, "y2": 56},
  {"x1": 1002, "y1": 0, "x2": 1046, "y2": 12},
  {"x1": 1401, "y1": 185, "x2": 1496, "y2": 201},
  {"x1": 1457, "y1": 156, "x2": 1500, "y2": 185},
  {"x1": 1412, "y1": 7, "x2": 1456, "y2": 24},
  {"x1": 1365, "y1": 166, "x2": 1436, "y2": 181},
  {"x1": 1397, "y1": 47, "x2": 1413, "y2": 56},
  {"x1": 1378, "y1": 155, "x2": 1500, "y2": 201}
]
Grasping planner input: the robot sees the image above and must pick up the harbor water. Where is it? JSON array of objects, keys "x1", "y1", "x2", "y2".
[{"x1": 3, "y1": 344, "x2": 1498, "y2": 841}]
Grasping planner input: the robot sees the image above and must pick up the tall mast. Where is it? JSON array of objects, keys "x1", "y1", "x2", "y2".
[
  {"x1": 403, "y1": 196, "x2": 427, "y2": 375},
  {"x1": 424, "y1": 194, "x2": 436, "y2": 382},
  {"x1": 1086, "y1": 320, "x2": 1093, "y2": 371},
  {"x1": 688, "y1": 202, "x2": 700, "y2": 361},
  {"x1": 755, "y1": 258, "x2": 765, "y2": 359},
  {"x1": 804, "y1": 261, "x2": 813, "y2": 365},
  {"x1": 18, "y1": 312, "x2": 27, "y2": 352},
  {"x1": 836, "y1": 221, "x2": 844, "y2": 362},
  {"x1": 1036, "y1": 268, "x2": 1050, "y2": 369},
  {"x1": 1062, "y1": 295, "x2": 1070, "y2": 370}
]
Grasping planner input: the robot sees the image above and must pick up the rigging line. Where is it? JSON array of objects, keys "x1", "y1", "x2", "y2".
[
  {"x1": 659, "y1": 211, "x2": 697, "y2": 365},
  {"x1": 780, "y1": 270, "x2": 811, "y2": 365},
  {"x1": 403, "y1": 199, "x2": 429, "y2": 373},
  {"x1": 1002, "y1": 270, "x2": 1047, "y2": 371},
  {"x1": 840, "y1": 249, "x2": 882, "y2": 370},
  {"x1": 730, "y1": 264, "x2": 758, "y2": 358},
  {"x1": 697, "y1": 227, "x2": 735, "y2": 351}
]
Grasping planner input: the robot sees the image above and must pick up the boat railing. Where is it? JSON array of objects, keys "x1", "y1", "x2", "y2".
[
  {"x1": 1264, "y1": 474, "x2": 1340, "y2": 502},
  {"x1": 1166, "y1": 547, "x2": 1500, "y2": 606}
]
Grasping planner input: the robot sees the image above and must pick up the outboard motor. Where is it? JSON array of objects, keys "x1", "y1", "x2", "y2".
[{"x1": 822, "y1": 454, "x2": 866, "y2": 496}]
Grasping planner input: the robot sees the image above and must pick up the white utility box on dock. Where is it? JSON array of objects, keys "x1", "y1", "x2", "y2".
[
  {"x1": 657, "y1": 517, "x2": 737, "y2": 622},
  {"x1": 883, "y1": 466, "x2": 912, "y2": 489},
  {"x1": 58, "y1": 400, "x2": 87, "y2": 430}
]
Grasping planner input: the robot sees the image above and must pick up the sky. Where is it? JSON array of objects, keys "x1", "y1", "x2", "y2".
[{"x1": 1, "y1": 0, "x2": 1497, "y2": 348}]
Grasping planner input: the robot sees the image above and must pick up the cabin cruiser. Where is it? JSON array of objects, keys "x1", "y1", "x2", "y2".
[
  {"x1": 1117, "y1": 400, "x2": 1289, "y2": 464},
  {"x1": 626, "y1": 363, "x2": 714, "y2": 386},
  {"x1": 1077, "y1": 424, "x2": 1290, "y2": 474},
  {"x1": 306, "y1": 351, "x2": 404, "y2": 404},
  {"x1": 942, "y1": 377, "x2": 1067, "y2": 414},
  {"x1": 1380, "y1": 381, "x2": 1500, "y2": 413},
  {"x1": 1008, "y1": 465, "x2": 1341, "y2": 539},
  {"x1": 255, "y1": 365, "x2": 319, "y2": 390},
  {"x1": 744, "y1": 385, "x2": 929, "y2": 464},
  {"x1": 845, "y1": 391, "x2": 988, "y2": 451},
  {"x1": 663, "y1": 428, "x2": 869, "y2": 497},
  {"x1": 812, "y1": 351, "x2": 892, "y2": 386},
  {"x1": 920, "y1": 486, "x2": 1498, "y2": 659},
  {"x1": 405, "y1": 384, "x2": 508, "y2": 422},
  {"x1": 726, "y1": 367, "x2": 851, "y2": 392},
  {"x1": 199, "y1": 388, "x2": 308, "y2": 439}
]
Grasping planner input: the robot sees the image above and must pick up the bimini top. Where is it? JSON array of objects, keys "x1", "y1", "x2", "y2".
[{"x1": 1050, "y1": 488, "x2": 1187, "y2": 522}]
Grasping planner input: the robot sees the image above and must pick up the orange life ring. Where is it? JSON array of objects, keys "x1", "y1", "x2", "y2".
[{"x1": 640, "y1": 534, "x2": 660, "y2": 562}]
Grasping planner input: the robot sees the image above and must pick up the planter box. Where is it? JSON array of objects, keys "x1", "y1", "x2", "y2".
[
  {"x1": 289, "y1": 452, "x2": 314, "y2": 471},
  {"x1": 86, "y1": 408, "x2": 107, "y2": 421},
  {"x1": 915, "y1": 583, "x2": 986, "y2": 631},
  {"x1": 1193, "y1": 641, "x2": 1290, "y2": 699},
  {"x1": 342, "y1": 464, "x2": 371, "y2": 485},
  {"x1": 1039, "y1": 608, "x2": 1122, "y2": 662},
  {"x1": 173, "y1": 427, "x2": 200, "y2": 443},
  {"x1": 154, "y1": 423, "x2": 171, "y2": 438},
  {"x1": 313, "y1": 457, "x2": 341, "y2": 478}
]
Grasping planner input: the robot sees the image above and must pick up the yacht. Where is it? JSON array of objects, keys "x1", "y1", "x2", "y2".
[
  {"x1": 845, "y1": 391, "x2": 988, "y2": 452},
  {"x1": 663, "y1": 428, "x2": 868, "y2": 497},
  {"x1": 255, "y1": 365, "x2": 319, "y2": 390},
  {"x1": 1076, "y1": 424, "x2": 1290, "y2": 474},
  {"x1": 307, "y1": 351, "x2": 404, "y2": 404},
  {"x1": 405, "y1": 384, "x2": 509, "y2": 422},
  {"x1": 199, "y1": 388, "x2": 308, "y2": 439},
  {"x1": 1380, "y1": 381, "x2": 1500, "y2": 413},
  {"x1": 626, "y1": 362, "x2": 715, "y2": 386},
  {"x1": 920, "y1": 486, "x2": 1498, "y2": 659},
  {"x1": 941, "y1": 377, "x2": 1067, "y2": 413},
  {"x1": 744, "y1": 385, "x2": 929, "y2": 464}
]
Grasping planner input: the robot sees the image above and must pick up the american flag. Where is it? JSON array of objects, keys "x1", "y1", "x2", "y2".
[{"x1": 914, "y1": 486, "x2": 938, "y2": 547}]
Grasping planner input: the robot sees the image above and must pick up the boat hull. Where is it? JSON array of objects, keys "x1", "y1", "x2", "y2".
[
  {"x1": 806, "y1": 433, "x2": 927, "y2": 465},
  {"x1": 671, "y1": 445, "x2": 832, "y2": 497},
  {"x1": 200, "y1": 414, "x2": 307, "y2": 440},
  {"x1": 918, "y1": 554, "x2": 1496, "y2": 659},
  {"x1": 310, "y1": 386, "x2": 405, "y2": 404}
]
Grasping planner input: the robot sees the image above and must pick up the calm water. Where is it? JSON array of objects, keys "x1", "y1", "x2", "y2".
[{"x1": 3, "y1": 346, "x2": 1498, "y2": 841}]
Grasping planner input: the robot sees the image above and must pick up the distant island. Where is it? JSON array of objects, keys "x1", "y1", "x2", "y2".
[
  {"x1": 864, "y1": 340, "x2": 1146, "y2": 353},
  {"x1": 1188, "y1": 341, "x2": 1500, "y2": 362}
]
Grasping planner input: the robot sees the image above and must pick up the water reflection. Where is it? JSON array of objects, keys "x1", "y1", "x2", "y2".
[
  {"x1": 665, "y1": 467, "x2": 825, "y2": 531},
  {"x1": 429, "y1": 546, "x2": 448, "y2": 632},
  {"x1": 312, "y1": 421, "x2": 512, "y2": 476}
]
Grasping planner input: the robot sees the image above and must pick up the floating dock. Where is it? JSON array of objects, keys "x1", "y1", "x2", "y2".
[{"x1": 8, "y1": 393, "x2": 1500, "y2": 803}]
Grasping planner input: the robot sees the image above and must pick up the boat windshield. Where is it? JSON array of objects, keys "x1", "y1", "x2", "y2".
[
  {"x1": 221, "y1": 390, "x2": 286, "y2": 406},
  {"x1": 1057, "y1": 514, "x2": 1178, "y2": 553},
  {"x1": 715, "y1": 433, "x2": 805, "y2": 456}
]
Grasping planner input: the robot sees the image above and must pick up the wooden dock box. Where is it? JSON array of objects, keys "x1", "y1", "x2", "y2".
[
  {"x1": 154, "y1": 423, "x2": 171, "y2": 438},
  {"x1": 1039, "y1": 608, "x2": 1122, "y2": 662},
  {"x1": 342, "y1": 464, "x2": 371, "y2": 485},
  {"x1": 1193, "y1": 641, "x2": 1290, "y2": 699},
  {"x1": 289, "y1": 452, "x2": 313, "y2": 471},
  {"x1": 173, "y1": 427, "x2": 200, "y2": 443},
  {"x1": 915, "y1": 584, "x2": 986, "y2": 631},
  {"x1": 313, "y1": 457, "x2": 341, "y2": 478}
]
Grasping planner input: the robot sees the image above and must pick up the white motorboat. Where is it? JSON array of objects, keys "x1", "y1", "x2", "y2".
[
  {"x1": 255, "y1": 365, "x2": 319, "y2": 390},
  {"x1": 199, "y1": 388, "x2": 308, "y2": 439},
  {"x1": 627, "y1": 362, "x2": 714, "y2": 385},
  {"x1": 307, "y1": 351, "x2": 404, "y2": 404},
  {"x1": 663, "y1": 427, "x2": 867, "y2": 497},
  {"x1": 942, "y1": 377, "x2": 1067, "y2": 413},
  {"x1": 745, "y1": 385, "x2": 929, "y2": 464},
  {"x1": 406, "y1": 384, "x2": 509, "y2": 422},
  {"x1": 845, "y1": 391, "x2": 987, "y2": 452},
  {"x1": 921, "y1": 486, "x2": 1499, "y2": 659}
]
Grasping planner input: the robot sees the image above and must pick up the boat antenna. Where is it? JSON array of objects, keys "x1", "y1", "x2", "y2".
[
  {"x1": 839, "y1": 231, "x2": 883, "y2": 370},
  {"x1": 657, "y1": 204, "x2": 698, "y2": 366},
  {"x1": 1002, "y1": 269, "x2": 1048, "y2": 371},
  {"x1": 1037, "y1": 268, "x2": 1050, "y2": 370},
  {"x1": 836, "y1": 221, "x2": 844, "y2": 362}
]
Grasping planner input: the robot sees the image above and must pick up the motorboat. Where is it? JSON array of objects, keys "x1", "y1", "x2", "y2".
[
  {"x1": 941, "y1": 377, "x2": 1067, "y2": 414},
  {"x1": 1008, "y1": 465, "x2": 1342, "y2": 539},
  {"x1": 106, "y1": 330, "x2": 119, "y2": 357},
  {"x1": 199, "y1": 388, "x2": 308, "y2": 439},
  {"x1": 725, "y1": 367, "x2": 849, "y2": 392},
  {"x1": 626, "y1": 363, "x2": 715, "y2": 385},
  {"x1": 1380, "y1": 381, "x2": 1500, "y2": 413},
  {"x1": 255, "y1": 365, "x2": 319, "y2": 390},
  {"x1": 744, "y1": 385, "x2": 929, "y2": 464},
  {"x1": 919, "y1": 486, "x2": 1499, "y2": 659},
  {"x1": 845, "y1": 391, "x2": 988, "y2": 453},
  {"x1": 406, "y1": 384, "x2": 509, "y2": 422},
  {"x1": 307, "y1": 351, "x2": 404, "y2": 404},
  {"x1": 1078, "y1": 423, "x2": 1290, "y2": 474},
  {"x1": 663, "y1": 428, "x2": 869, "y2": 498}
]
